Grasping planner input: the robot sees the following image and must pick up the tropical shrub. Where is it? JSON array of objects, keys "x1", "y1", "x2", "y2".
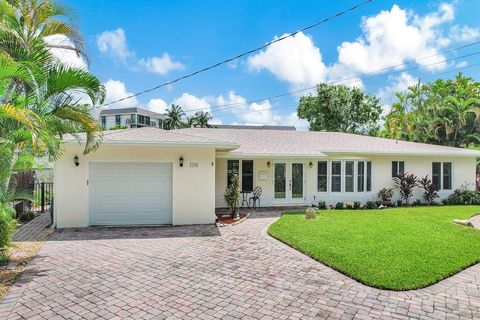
[
  {"x1": 412, "y1": 199, "x2": 423, "y2": 207},
  {"x1": 335, "y1": 202, "x2": 344, "y2": 210},
  {"x1": 18, "y1": 211, "x2": 35, "y2": 222},
  {"x1": 365, "y1": 201, "x2": 377, "y2": 209},
  {"x1": 0, "y1": 204, "x2": 16, "y2": 249},
  {"x1": 353, "y1": 201, "x2": 361, "y2": 209},
  {"x1": 396, "y1": 199, "x2": 403, "y2": 207},
  {"x1": 345, "y1": 201, "x2": 354, "y2": 209},
  {"x1": 393, "y1": 173, "x2": 418, "y2": 205},
  {"x1": 378, "y1": 188, "x2": 394, "y2": 202},
  {"x1": 224, "y1": 174, "x2": 240, "y2": 219},
  {"x1": 317, "y1": 201, "x2": 327, "y2": 209},
  {"x1": 418, "y1": 175, "x2": 439, "y2": 205},
  {"x1": 457, "y1": 189, "x2": 480, "y2": 205}
]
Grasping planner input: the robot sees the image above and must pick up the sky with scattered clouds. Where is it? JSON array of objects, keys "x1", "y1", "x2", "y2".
[{"x1": 63, "y1": 0, "x2": 480, "y2": 130}]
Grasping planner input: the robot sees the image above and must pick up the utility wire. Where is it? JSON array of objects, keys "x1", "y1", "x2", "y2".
[
  {"x1": 184, "y1": 40, "x2": 480, "y2": 114},
  {"x1": 101, "y1": 0, "x2": 374, "y2": 107},
  {"x1": 215, "y1": 59, "x2": 480, "y2": 117}
]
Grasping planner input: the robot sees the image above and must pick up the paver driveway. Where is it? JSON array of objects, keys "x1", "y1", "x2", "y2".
[{"x1": 1, "y1": 212, "x2": 480, "y2": 319}]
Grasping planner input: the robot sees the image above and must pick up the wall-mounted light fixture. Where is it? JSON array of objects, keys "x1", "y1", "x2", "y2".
[
  {"x1": 309, "y1": 161, "x2": 313, "y2": 168},
  {"x1": 179, "y1": 156, "x2": 184, "y2": 167},
  {"x1": 267, "y1": 161, "x2": 271, "y2": 168},
  {"x1": 74, "y1": 155, "x2": 80, "y2": 167}
]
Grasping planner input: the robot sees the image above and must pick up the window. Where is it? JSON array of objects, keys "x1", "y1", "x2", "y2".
[
  {"x1": 432, "y1": 162, "x2": 441, "y2": 190},
  {"x1": 241, "y1": 160, "x2": 254, "y2": 192},
  {"x1": 331, "y1": 161, "x2": 342, "y2": 192},
  {"x1": 317, "y1": 161, "x2": 328, "y2": 192},
  {"x1": 392, "y1": 161, "x2": 405, "y2": 177},
  {"x1": 101, "y1": 116, "x2": 106, "y2": 128},
  {"x1": 227, "y1": 160, "x2": 239, "y2": 187},
  {"x1": 158, "y1": 119, "x2": 163, "y2": 129},
  {"x1": 357, "y1": 162, "x2": 365, "y2": 192},
  {"x1": 345, "y1": 161, "x2": 354, "y2": 192},
  {"x1": 115, "y1": 115, "x2": 121, "y2": 126},
  {"x1": 130, "y1": 114, "x2": 136, "y2": 123},
  {"x1": 366, "y1": 161, "x2": 372, "y2": 191},
  {"x1": 443, "y1": 162, "x2": 452, "y2": 190}
]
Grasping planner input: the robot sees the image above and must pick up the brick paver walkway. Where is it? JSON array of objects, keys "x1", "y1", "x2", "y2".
[
  {"x1": 12, "y1": 212, "x2": 51, "y2": 242},
  {"x1": 1, "y1": 212, "x2": 479, "y2": 319}
]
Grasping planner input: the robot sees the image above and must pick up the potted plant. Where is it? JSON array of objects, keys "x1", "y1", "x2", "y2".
[
  {"x1": 224, "y1": 174, "x2": 240, "y2": 220},
  {"x1": 378, "y1": 188, "x2": 394, "y2": 206}
]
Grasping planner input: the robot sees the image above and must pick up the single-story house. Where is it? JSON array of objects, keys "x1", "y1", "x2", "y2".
[{"x1": 54, "y1": 127, "x2": 480, "y2": 228}]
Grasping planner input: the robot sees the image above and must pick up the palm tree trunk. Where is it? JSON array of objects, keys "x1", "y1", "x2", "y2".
[{"x1": 1, "y1": 145, "x2": 21, "y2": 195}]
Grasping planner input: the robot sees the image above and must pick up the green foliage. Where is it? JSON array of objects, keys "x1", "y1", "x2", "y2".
[
  {"x1": 317, "y1": 201, "x2": 326, "y2": 209},
  {"x1": 224, "y1": 174, "x2": 240, "y2": 219},
  {"x1": 17, "y1": 211, "x2": 35, "y2": 222},
  {"x1": 0, "y1": 203, "x2": 16, "y2": 249},
  {"x1": 382, "y1": 73, "x2": 480, "y2": 147},
  {"x1": 418, "y1": 175, "x2": 439, "y2": 205},
  {"x1": 297, "y1": 83, "x2": 382, "y2": 134},
  {"x1": 268, "y1": 206, "x2": 480, "y2": 290},
  {"x1": 447, "y1": 188, "x2": 480, "y2": 205},
  {"x1": 109, "y1": 125, "x2": 128, "y2": 130},
  {"x1": 393, "y1": 173, "x2": 418, "y2": 205},
  {"x1": 365, "y1": 201, "x2": 377, "y2": 209},
  {"x1": 378, "y1": 188, "x2": 394, "y2": 202},
  {"x1": 353, "y1": 201, "x2": 361, "y2": 210},
  {"x1": 164, "y1": 104, "x2": 185, "y2": 130},
  {"x1": 334, "y1": 202, "x2": 344, "y2": 210}
]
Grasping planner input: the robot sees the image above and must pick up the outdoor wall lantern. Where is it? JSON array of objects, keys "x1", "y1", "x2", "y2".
[
  {"x1": 74, "y1": 155, "x2": 80, "y2": 167},
  {"x1": 179, "y1": 156, "x2": 184, "y2": 167},
  {"x1": 267, "y1": 161, "x2": 271, "y2": 168},
  {"x1": 309, "y1": 161, "x2": 313, "y2": 168}
]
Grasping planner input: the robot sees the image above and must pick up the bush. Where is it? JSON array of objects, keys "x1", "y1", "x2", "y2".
[
  {"x1": 0, "y1": 204, "x2": 16, "y2": 249},
  {"x1": 412, "y1": 199, "x2": 423, "y2": 207},
  {"x1": 375, "y1": 200, "x2": 382, "y2": 207},
  {"x1": 18, "y1": 211, "x2": 35, "y2": 222},
  {"x1": 445, "y1": 189, "x2": 480, "y2": 205},
  {"x1": 353, "y1": 201, "x2": 361, "y2": 210},
  {"x1": 345, "y1": 201, "x2": 354, "y2": 209},
  {"x1": 393, "y1": 173, "x2": 418, "y2": 205},
  {"x1": 335, "y1": 202, "x2": 344, "y2": 210},
  {"x1": 378, "y1": 188, "x2": 394, "y2": 202},
  {"x1": 396, "y1": 199, "x2": 403, "y2": 207},
  {"x1": 365, "y1": 201, "x2": 377, "y2": 209},
  {"x1": 418, "y1": 175, "x2": 439, "y2": 205},
  {"x1": 224, "y1": 174, "x2": 240, "y2": 219},
  {"x1": 317, "y1": 201, "x2": 327, "y2": 209}
]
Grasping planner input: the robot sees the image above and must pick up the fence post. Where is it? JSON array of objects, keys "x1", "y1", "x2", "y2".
[{"x1": 41, "y1": 182, "x2": 45, "y2": 212}]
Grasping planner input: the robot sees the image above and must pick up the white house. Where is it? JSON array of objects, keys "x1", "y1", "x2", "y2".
[
  {"x1": 99, "y1": 107, "x2": 165, "y2": 130},
  {"x1": 54, "y1": 127, "x2": 480, "y2": 228}
]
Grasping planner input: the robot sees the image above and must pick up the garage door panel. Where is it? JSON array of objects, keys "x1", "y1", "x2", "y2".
[{"x1": 89, "y1": 162, "x2": 172, "y2": 225}]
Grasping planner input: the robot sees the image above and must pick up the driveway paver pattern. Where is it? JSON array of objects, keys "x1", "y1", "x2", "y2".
[{"x1": 1, "y1": 211, "x2": 479, "y2": 319}]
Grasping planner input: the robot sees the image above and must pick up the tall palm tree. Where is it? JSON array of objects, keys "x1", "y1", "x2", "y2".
[
  {"x1": 194, "y1": 111, "x2": 212, "y2": 128},
  {"x1": 164, "y1": 104, "x2": 185, "y2": 130}
]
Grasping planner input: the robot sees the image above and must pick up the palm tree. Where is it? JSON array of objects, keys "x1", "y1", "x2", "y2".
[
  {"x1": 184, "y1": 116, "x2": 196, "y2": 128},
  {"x1": 194, "y1": 111, "x2": 212, "y2": 128},
  {"x1": 164, "y1": 104, "x2": 185, "y2": 130}
]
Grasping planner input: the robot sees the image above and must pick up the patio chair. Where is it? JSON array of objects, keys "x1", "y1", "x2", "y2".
[{"x1": 248, "y1": 187, "x2": 262, "y2": 209}]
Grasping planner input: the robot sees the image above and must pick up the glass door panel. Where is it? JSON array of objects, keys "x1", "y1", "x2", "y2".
[
  {"x1": 274, "y1": 163, "x2": 286, "y2": 199},
  {"x1": 291, "y1": 163, "x2": 304, "y2": 199}
]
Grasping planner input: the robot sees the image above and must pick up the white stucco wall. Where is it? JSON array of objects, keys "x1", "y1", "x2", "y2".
[
  {"x1": 215, "y1": 155, "x2": 478, "y2": 207},
  {"x1": 54, "y1": 144, "x2": 217, "y2": 228}
]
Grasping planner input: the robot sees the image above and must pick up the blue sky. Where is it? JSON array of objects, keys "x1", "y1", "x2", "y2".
[{"x1": 61, "y1": 0, "x2": 480, "y2": 129}]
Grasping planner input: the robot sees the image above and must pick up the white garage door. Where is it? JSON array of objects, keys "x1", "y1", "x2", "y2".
[{"x1": 89, "y1": 162, "x2": 172, "y2": 225}]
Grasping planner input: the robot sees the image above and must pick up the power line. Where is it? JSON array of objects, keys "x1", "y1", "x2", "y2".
[
  {"x1": 216, "y1": 60, "x2": 480, "y2": 117},
  {"x1": 185, "y1": 40, "x2": 480, "y2": 114},
  {"x1": 101, "y1": 0, "x2": 374, "y2": 108}
]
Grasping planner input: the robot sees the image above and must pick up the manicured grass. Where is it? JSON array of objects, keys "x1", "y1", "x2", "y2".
[{"x1": 268, "y1": 206, "x2": 480, "y2": 290}]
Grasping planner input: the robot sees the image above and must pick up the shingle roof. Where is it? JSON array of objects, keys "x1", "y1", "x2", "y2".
[
  {"x1": 178, "y1": 128, "x2": 480, "y2": 157},
  {"x1": 63, "y1": 127, "x2": 238, "y2": 148},
  {"x1": 214, "y1": 125, "x2": 296, "y2": 131},
  {"x1": 99, "y1": 107, "x2": 165, "y2": 119}
]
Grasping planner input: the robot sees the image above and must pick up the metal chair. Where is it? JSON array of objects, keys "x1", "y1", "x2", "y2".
[{"x1": 249, "y1": 187, "x2": 262, "y2": 209}]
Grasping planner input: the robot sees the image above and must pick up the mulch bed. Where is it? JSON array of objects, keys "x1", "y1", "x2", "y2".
[{"x1": 216, "y1": 212, "x2": 248, "y2": 225}]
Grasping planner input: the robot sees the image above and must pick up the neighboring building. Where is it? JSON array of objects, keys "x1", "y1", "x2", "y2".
[
  {"x1": 54, "y1": 127, "x2": 480, "y2": 228},
  {"x1": 99, "y1": 107, "x2": 165, "y2": 130}
]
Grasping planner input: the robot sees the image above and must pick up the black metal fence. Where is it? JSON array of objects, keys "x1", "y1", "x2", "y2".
[{"x1": 14, "y1": 181, "x2": 53, "y2": 214}]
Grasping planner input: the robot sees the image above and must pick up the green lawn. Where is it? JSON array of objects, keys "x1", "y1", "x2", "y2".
[{"x1": 268, "y1": 206, "x2": 480, "y2": 290}]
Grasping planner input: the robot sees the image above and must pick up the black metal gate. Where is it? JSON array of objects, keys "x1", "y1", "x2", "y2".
[{"x1": 33, "y1": 182, "x2": 53, "y2": 212}]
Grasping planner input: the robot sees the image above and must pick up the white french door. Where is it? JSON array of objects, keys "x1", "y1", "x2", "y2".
[{"x1": 273, "y1": 161, "x2": 305, "y2": 204}]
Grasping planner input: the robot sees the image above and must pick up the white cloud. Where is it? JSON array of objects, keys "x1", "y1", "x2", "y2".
[
  {"x1": 247, "y1": 3, "x2": 466, "y2": 89},
  {"x1": 46, "y1": 35, "x2": 88, "y2": 70},
  {"x1": 449, "y1": 25, "x2": 480, "y2": 42},
  {"x1": 103, "y1": 79, "x2": 138, "y2": 108},
  {"x1": 97, "y1": 28, "x2": 132, "y2": 62},
  {"x1": 456, "y1": 60, "x2": 468, "y2": 68},
  {"x1": 97, "y1": 28, "x2": 184, "y2": 75},
  {"x1": 216, "y1": 91, "x2": 247, "y2": 111},
  {"x1": 137, "y1": 53, "x2": 185, "y2": 75},
  {"x1": 146, "y1": 98, "x2": 168, "y2": 114},
  {"x1": 172, "y1": 93, "x2": 211, "y2": 113},
  {"x1": 247, "y1": 32, "x2": 327, "y2": 88},
  {"x1": 377, "y1": 72, "x2": 417, "y2": 102}
]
